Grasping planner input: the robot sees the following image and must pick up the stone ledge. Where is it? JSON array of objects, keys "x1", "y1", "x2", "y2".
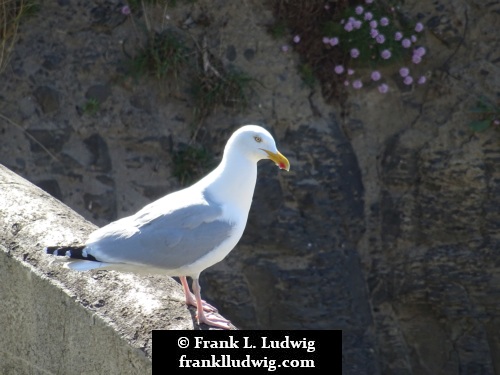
[{"x1": 0, "y1": 164, "x2": 216, "y2": 374}]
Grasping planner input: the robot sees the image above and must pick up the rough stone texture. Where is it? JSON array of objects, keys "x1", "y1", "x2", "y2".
[
  {"x1": 0, "y1": 0, "x2": 499, "y2": 373},
  {"x1": 33, "y1": 86, "x2": 60, "y2": 114},
  {"x1": 345, "y1": 1, "x2": 500, "y2": 373},
  {"x1": 0, "y1": 164, "x2": 225, "y2": 374}
]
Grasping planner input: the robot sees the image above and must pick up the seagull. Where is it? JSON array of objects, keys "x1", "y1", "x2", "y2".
[{"x1": 45, "y1": 125, "x2": 290, "y2": 329}]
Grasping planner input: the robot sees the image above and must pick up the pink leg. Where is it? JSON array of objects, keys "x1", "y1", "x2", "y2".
[
  {"x1": 192, "y1": 277, "x2": 231, "y2": 329},
  {"x1": 179, "y1": 276, "x2": 217, "y2": 312}
]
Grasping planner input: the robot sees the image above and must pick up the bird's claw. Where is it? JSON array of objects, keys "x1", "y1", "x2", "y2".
[
  {"x1": 196, "y1": 312, "x2": 232, "y2": 330},
  {"x1": 186, "y1": 293, "x2": 218, "y2": 312}
]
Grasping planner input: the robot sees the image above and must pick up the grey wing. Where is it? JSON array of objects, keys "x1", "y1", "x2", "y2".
[{"x1": 86, "y1": 202, "x2": 234, "y2": 270}]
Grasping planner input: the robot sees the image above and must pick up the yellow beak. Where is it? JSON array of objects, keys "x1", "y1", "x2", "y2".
[{"x1": 261, "y1": 149, "x2": 290, "y2": 171}]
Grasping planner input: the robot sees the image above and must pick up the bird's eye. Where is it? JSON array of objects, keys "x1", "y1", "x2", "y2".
[{"x1": 254, "y1": 136, "x2": 262, "y2": 143}]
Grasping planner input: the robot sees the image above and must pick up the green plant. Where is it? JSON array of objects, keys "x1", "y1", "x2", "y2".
[
  {"x1": 468, "y1": 96, "x2": 500, "y2": 132},
  {"x1": 298, "y1": 63, "x2": 315, "y2": 89},
  {"x1": 268, "y1": 20, "x2": 288, "y2": 39},
  {"x1": 122, "y1": 6, "x2": 255, "y2": 127},
  {"x1": 172, "y1": 144, "x2": 214, "y2": 185},
  {"x1": 83, "y1": 98, "x2": 100, "y2": 115},
  {"x1": 192, "y1": 68, "x2": 256, "y2": 122},
  {"x1": 271, "y1": 0, "x2": 429, "y2": 101},
  {"x1": 129, "y1": 30, "x2": 188, "y2": 80},
  {"x1": 19, "y1": 0, "x2": 38, "y2": 17},
  {"x1": 0, "y1": 0, "x2": 38, "y2": 74},
  {"x1": 322, "y1": 3, "x2": 411, "y2": 68}
]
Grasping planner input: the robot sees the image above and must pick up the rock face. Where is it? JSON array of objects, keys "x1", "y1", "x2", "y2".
[{"x1": 1, "y1": 0, "x2": 499, "y2": 373}]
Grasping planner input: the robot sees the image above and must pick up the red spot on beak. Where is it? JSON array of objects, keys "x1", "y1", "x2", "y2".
[{"x1": 278, "y1": 162, "x2": 286, "y2": 170}]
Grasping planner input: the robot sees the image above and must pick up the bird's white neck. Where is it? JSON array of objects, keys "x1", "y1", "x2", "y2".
[{"x1": 199, "y1": 151, "x2": 258, "y2": 215}]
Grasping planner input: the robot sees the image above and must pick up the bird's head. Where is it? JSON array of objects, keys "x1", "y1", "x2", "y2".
[{"x1": 226, "y1": 125, "x2": 290, "y2": 171}]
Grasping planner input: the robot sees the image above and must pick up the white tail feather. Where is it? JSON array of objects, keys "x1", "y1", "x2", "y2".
[{"x1": 65, "y1": 260, "x2": 110, "y2": 271}]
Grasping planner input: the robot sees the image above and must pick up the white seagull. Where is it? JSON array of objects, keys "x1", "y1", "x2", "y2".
[{"x1": 45, "y1": 125, "x2": 290, "y2": 329}]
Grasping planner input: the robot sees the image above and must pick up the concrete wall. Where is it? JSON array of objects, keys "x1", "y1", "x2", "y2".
[{"x1": 0, "y1": 164, "x2": 199, "y2": 374}]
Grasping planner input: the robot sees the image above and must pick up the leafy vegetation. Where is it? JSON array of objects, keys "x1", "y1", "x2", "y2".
[
  {"x1": 0, "y1": 0, "x2": 38, "y2": 74},
  {"x1": 468, "y1": 96, "x2": 500, "y2": 132},
  {"x1": 129, "y1": 30, "x2": 189, "y2": 80},
  {"x1": 192, "y1": 67, "x2": 256, "y2": 122},
  {"x1": 122, "y1": 2, "x2": 256, "y2": 181},
  {"x1": 270, "y1": 0, "x2": 428, "y2": 99},
  {"x1": 172, "y1": 144, "x2": 214, "y2": 185},
  {"x1": 82, "y1": 98, "x2": 100, "y2": 116}
]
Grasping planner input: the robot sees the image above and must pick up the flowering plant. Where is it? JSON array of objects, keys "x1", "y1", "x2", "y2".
[
  {"x1": 322, "y1": 0, "x2": 428, "y2": 92},
  {"x1": 468, "y1": 96, "x2": 500, "y2": 132},
  {"x1": 280, "y1": 0, "x2": 429, "y2": 95}
]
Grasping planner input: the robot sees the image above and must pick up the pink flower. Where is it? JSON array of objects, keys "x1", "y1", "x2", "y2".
[
  {"x1": 402, "y1": 38, "x2": 411, "y2": 48},
  {"x1": 121, "y1": 5, "x2": 131, "y2": 15},
  {"x1": 370, "y1": 28, "x2": 379, "y2": 38},
  {"x1": 380, "y1": 17, "x2": 389, "y2": 26},
  {"x1": 414, "y1": 46, "x2": 426, "y2": 57},
  {"x1": 329, "y1": 37, "x2": 339, "y2": 46},
  {"x1": 365, "y1": 0, "x2": 374, "y2": 3},
  {"x1": 348, "y1": 69, "x2": 355, "y2": 75},
  {"x1": 322, "y1": 36, "x2": 330, "y2": 44},
  {"x1": 415, "y1": 22, "x2": 424, "y2": 32},
  {"x1": 403, "y1": 76, "x2": 413, "y2": 85},
  {"x1": 293, "y1": 35, "x2": 301, "y2": 43},
  {"x1": 369, "y1": 20, "x2": 378, "y2": 28},
  {"x1": 355, "y1": 6, "x2": 364, "y2": 15},
  {"x1": 353, "y1": 20, "x2": 363, "y2": 29},
  {"x1": 394, "y1": 31, "x2": 403, "y2": 41},
  {"x1": 281, "y1": 45, "x2": 289, "y2": 53},
  {"x1": 376, "y1": 34, "x2": 385, "y2": 44},
  {"x1": 381, "y1": 49, "x2": 392, "y2": 59},
  {"x1": 353, "y1": 80, "x2": 363, "y2": 89},
  {"x1": 399, "y1": 67, "x2": 410, "y2": 77},
  {"x1": 364, "y1": 12, "x2": 373, "y2": 21},
  {"x1": 417, "y1": 76, "x2": 427, "y2": 84},
  {"x1": 412, "y1": 55, "x2": 422, "y2": 64},
  {"x1": 378, "y1": 83, "x2": 389, "y2": 93},
  {"x1": 350, "y1": 48, "x2": 360, "y2": 58},
  {"x1": 411, "y1": 35, "x2": 417, "y2": 43},
  {"x1": 371, "y1": 71, "x2": 381, "y2": 81},
  {"x1": 344, "y1": 22, "x2": 354, "y2": 32},
  {"x1": 344, "y1": 80, "x2": 350, "y2": 86},
  {"x1": 334, "y1": 65, "x2": 345, "y2": 74},
  {"x1": 324, "y1": 4, "x2": 330, "y2": 10}
]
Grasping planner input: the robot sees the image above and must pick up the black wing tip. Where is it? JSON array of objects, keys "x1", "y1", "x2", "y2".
[
  {"x1": 44, "y1": 245, "x2": 98, "y2": 262},
  {"x1": 44, "y1": 245, "x2": 85, "y2": 256},
  {"x1": 44, "y1": 246, "x2": 59, "y2": 255}
]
